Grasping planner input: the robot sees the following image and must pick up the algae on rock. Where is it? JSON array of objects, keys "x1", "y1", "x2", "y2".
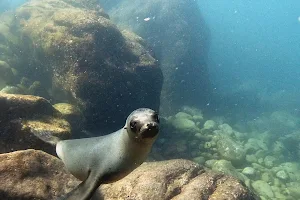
[
  {"x1": 0, "y1": 93, "x2": 72, "y2": 154},
  {"x1": 8, "y1": 0, "x2": 163, "y2": 132}
]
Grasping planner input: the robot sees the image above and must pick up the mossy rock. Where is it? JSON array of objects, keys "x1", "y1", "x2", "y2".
[
  {"x1": 0, "y1": 93, "x2": 72, "y2": 154},
  {"x1": 216, "y1": 136, "x2": 246, "y2": 165},
  {"x1": 0, "y1": 60, "x2": 15, "y2": 87},
  {"x1": 13, "y1": 0, "x2": 162, "y2": 132},
  {"x1": 53, "y1": 103, "x2": 84, "y2": 132}
]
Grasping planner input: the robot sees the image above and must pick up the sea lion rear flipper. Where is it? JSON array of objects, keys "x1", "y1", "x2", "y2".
[{"x1": 59, "y1": 171, "x2": 102, "y2": 200}]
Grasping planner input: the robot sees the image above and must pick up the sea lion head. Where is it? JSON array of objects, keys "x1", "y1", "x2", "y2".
[{"x1": 125, "y1": 108, "x2": 159, "y2": 142}]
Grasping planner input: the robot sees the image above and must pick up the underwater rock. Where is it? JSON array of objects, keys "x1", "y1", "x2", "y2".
[
  {"x1": 170, "y1": 113, "x2": 200, "y2": 133},
  {"x1": 174, "y1": 112, "x2": 193, "y2": 120},
  {"x1": 263, "y1": 155, "x2": 277, "y2": 168},
  {"x1": 245, "y1": 138, "x2": 268, "y2": 153},
  {"x1": 105, "y1": 0, "x2": 212, "y2": 115},
  {"x1": 193, "y1": 115, "x2": 204, "y2": 123},
  {"x1": 0, "y1": 60, "x2": 15, "y2": 88},
  {"x1": 216, "y1": 136, "x2": 246, "y2": 165},
  {"x1": 175, "y1": 140, "x2": 188, "y2": 153},
  {"x1": 205, "y1": 159, "x2": 217, "y2": 168},
  {"x1": 53, "y1": 103, "x2": 84, "y2": 132},
  {"x1": 203, "y1": 120, "x2": 217, "y2": 130},
  {"x1": 211, "y1": 160, "x2": 245, "y2": 181},
  {"x1": 194, "y1": 132, "x2": 210, "y2": 141},
  {"x1": 181, "y1": 106, "x2": 204, "y2": 118},
  {"x1": 270, "y1": 111, "x2": 298, "y2": 130},
  {"x1": 275, "y1": 162, "x2": 300, "y2": 182},
  {"x1": 251, "y1": 180, "x2": 274, "y2": 199},
  {"x1": 101, "y1": 159, "x2": 256, "y2": 200},
  {"x1": 0, "y1": 85, "x2": 24, "y2": 94},
  {"x1": 12, "y1": 0, "x2": 162, "y2": 132},
  {"x1": 0, "y1": 93, "x2": 57, "y2": 119},
  {"x1": 271, "y1": 141, "x2": 286, "y2": 159},
  {"x1": 204, "y1": 141, "x2": 213, "y2": 149},
  {"x1": 0, "y1": 149, "x2": 77, "y2": 200},
  {"x1": 287, "y1": 182, "x2": 300, "y2": 199},
  {"x1": 246, "y1": 154, "x2": 258, "y2": 163},
  {"x1": 279, "y1": 132, "x2": 300, "y2": 160},
  {"x1": 255, "y1": 150, "x2": 268, "y2": 161},
  {"x1": 252, "y1": 163, "x2": 267, "y2": 174},
  {"x1": 275, "y1": 170, "x2": 289, "y2": 181},
  {"x1": 192, "y1": 156, "x2": 206, "y2": 165},
  {"x1": 0, "y1": 78, "x2": 42, "y2": 95},
  {"x1": 218, "y1": 123, "x2": 233, "y2": 136},
  {"x1": 242, "y1": 167, "x2": 256, "y2": 177},
  {"x1": 0, "y1": 150, "x2": 257, "y2": 200},
  {"x1": 233, "y1": 131, "x2": 247, "y2": 141},
  {"x1": 260, "y1": 172, "x2": 273, "y2": 183},
  {"x1": 0, "y1": 93, "x2": 71, "y2": 154},
  {"x1": 179, "y1": 106, "x2": 204, "y2": 124},
  {"x1": 0, "y1": 13, "x2": 17, "y2": 44}
]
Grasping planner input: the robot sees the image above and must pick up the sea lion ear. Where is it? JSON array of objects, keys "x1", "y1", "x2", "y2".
[{"x1": 153, "y1": 112, "x2": 159, "y2": 123}]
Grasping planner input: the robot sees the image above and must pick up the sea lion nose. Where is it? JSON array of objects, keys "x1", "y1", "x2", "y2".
[
  {"x1": 147, "y1": 122, "x2": 159, "y2": 131},
  {"x1": 147, "y1": 122, "x2": 154, "y2": 128},
  {"x1": 141, "y1": 122, "x2": 159, "y2": 138}
]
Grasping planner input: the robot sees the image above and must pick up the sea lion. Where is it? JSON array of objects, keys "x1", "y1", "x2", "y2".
[{"x1": 56, "y1": 108, "x2": 159, "y2": 200}]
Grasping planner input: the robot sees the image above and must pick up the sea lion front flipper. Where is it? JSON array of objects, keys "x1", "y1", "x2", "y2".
[{"x1": 60, "y1": 170, "x2": 102, "y2": 200}]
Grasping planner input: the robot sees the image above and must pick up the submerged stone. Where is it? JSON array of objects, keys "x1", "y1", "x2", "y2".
[
  {"x1": 251, "y1": 180, "x2": 274, "y2": 198},
  {"x1": 0, "y1": 150, "x2": 257, "y2": 200},
  {"x1": 211, "y1": 159, "x2": 244, "y2": 181},
  {"x1": 0, "y1": 60, "x2": 15, "y2": 87},
  {"x1": 203, "y1": 120, "x2": 217, "y2": 130},
  {"x1": 275, "y1": 170, "x2": 289, "y2": 181},
  {"x1": 192, "y1": 156, "x2": 206, "y2": 165},
  {"x1": 174, "y1": 112, "x2": 193, "y2": 120},
  {"x1": 53, "y1": 103, "x2": 84, "y2": 132},
  {"x1": 242, "y1": 167, "x2": 256, "y2": 177},
  {"x1": 246, "y1": 154, "x2": 258, "y2": 163},
  {"x1": 0, "y1": 93, "x2": 71, "y2": 154},
  {"x1": 218, "y1": 123, "x2": 233, "y2": 135},
  {"x1": 287, "y1": 182, "x2": 300, "y2": 199},
  {"x1": 216, "y1": 136, "x2": 246, "y2": 165},
  {"x1": 105, "y1": 0, "x2": 212, "y2": 114},
  {"x1": 8, "y1": 0, "x2": 162, "y2": 133},
  {"x1": 263, "y1": 156, "x2": 277, "y2": 168},
  {"x1": 171, "y1": 117, "x2": 199, "y2": 133}
]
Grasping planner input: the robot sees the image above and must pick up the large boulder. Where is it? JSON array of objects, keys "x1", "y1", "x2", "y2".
[
  {"x1": 0, "y1": 60, "x2": 15, "y2": 88},
  {"x1": 0, "y1": 149, "x2": 258, "y2": 200},
  {"x1": 100, "y1": 159, "x2": 256, "y2": 200},
  {"x1": 0, "y1": 93, "x2": 71, "y2": 154},
  {"x1": 101, "y1": 0, "x2": 211, "y2": 114},
  {"x1": 0, "y1": 150, "x2": 77, "y2": 200},
  {"x1": 1, "y1": 0, "x2": 163, "y2": 132},
  {"x1": 0, "y1": 13, "x2": 19, "y2": 65}
]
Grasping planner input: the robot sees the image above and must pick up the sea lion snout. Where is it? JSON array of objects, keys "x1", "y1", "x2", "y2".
[
  {"x1": 141, "y1": 121, "x2": 159, "y2": 138},
  {"x1": 146, "y1": 122, "x2": 159, "y2": 130}
]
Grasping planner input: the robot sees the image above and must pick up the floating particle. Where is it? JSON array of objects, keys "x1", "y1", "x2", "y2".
[{"x1": 144, "y1": 17, "x2": 151, "y2": 21}]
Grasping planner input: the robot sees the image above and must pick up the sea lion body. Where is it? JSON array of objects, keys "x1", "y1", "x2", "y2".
[
  {"x1": 56, "y1": 129, "x2": 152, "y2": 183},
  {"x1": 56, "y1": 108, "x2": 159, "y2": 200}
]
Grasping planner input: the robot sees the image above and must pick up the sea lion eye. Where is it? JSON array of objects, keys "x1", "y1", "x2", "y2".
[{"x1": 130, "y1": 121, "x2": 137, "y2": 132}]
